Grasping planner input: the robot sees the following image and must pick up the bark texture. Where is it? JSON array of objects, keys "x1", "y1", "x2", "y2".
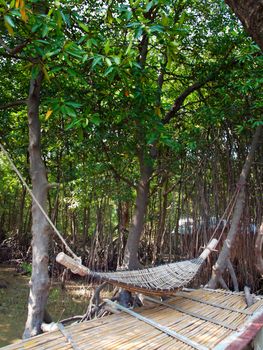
[
  {"x1": 255, "y1": 222, "x2": 263, "y2": 276},
  {"x1": 153, "y1": 179, "x2": 168, "y2": 263},
  {"x1": 23, "y1": 72, "x2": 50, "y2": 338},
  {"x1": 225, "y1": 0, "x2": 263, "y2": 51},
  {"x1": 122, "y1": 152, "x2": 153, "y2": 269},
  {"x1": 207, "y1": 125, "x2": 262, "y2": 289}
]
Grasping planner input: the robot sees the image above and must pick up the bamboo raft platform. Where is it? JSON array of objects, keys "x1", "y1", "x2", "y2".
[{"x1": 2, "y1": 288, "x2": 263, "y2": 350}]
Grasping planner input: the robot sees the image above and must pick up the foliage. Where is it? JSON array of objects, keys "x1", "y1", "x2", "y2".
[{"x1": 0, "y1": 0, "x2": 262, "y2": 285}]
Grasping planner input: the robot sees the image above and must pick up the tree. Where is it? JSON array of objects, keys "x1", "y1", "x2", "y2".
[
  {"x1": 207, "y1": 125, "x2": 262, "y2": 289},
  {"x1": 0, "y1": 0, "x2": 89, "y2": 337},
  {"x1": 206, "y1": 0, "x2": 263, "y2": 289},
  {"x1": 225, "y1": 0, "x2": 263, "y2": 50}
]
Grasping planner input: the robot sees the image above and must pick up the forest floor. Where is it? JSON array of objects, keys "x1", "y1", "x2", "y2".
[{"x1": 0, "y1": 265, "x2": 97, "y2": 347}]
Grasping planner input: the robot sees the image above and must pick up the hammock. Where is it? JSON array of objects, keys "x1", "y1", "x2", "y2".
[{"x1": 56, "y1": 239, "x2": 217, "y2": 296}]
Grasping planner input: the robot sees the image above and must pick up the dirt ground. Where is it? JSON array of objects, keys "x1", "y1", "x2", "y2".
[{"x1": 0, "y1": 265, "x2": 92, "y2": 347}]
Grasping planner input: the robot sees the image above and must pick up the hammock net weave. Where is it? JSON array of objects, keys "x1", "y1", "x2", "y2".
[
  {"x1": 56, "y1": 239, "x2": 217, "y2": 296},
  {"x1": 93, "y1": 258, "x2": 203, "y2": 294}
]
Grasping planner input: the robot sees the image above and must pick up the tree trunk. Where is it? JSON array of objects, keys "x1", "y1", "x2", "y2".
[
  {"x1": 225, "y1": 0, "x2": 263, "y2": 51},
  {"x1": 82, "y1": 205, "x2": 91, "y2": 247},
  {"x1": 122, "y1": 151, "x2": 153, "y2": 269},
  {"x1": 207, "y1": 125, "x2": 262, "y2": 289},
  {"x1": 153, "y1": 178, "x2": 168, "y2": 263},
  {"x1": 255, "y1": 222, "x2": 263, "y2": 276},
  {"x1": 17, "y1": 185, "x2": 27, "y2": 243},
  {"x1": 117, "y1": 201, "x2": 129, "y2": 268},
  {"x1": 23, "y1": 72, "x2": 50, "y2": 338}
]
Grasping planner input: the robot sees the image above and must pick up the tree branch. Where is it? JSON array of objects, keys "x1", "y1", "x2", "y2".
[
  {"x1": 162, "y1": 78, "x2": 212, "y2": 124},
  {"x1": 0, "y1": 99, "x2": 28, "y2": 110},
  {"x1": 162, "y1": 45, "x2": 239, "y2": 125},
  {"x1": 0, "y1": 37, "x2": 32, "y2": 61},
  {"x1": 0, "y1": 37, "x2": 29, "y2": 55},
  {"x1": 101, "y1": 142, "x2": 136, "y2": 189}
]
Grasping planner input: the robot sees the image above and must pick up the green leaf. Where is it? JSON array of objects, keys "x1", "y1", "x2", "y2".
[
  {"x1": 125, "y1": 39, "x2": 133, "y2": 55},
  {"x1": 104, "y1": 40, "x2": 110, "y2": 55},
  {"x1": 66, "y1": 51, "x2": 82, "y2": 59},
  {"x1": 67, "y1": 68, "x2": 79, "y2": 77},
  {"x1": 166, "y1": 46, "x2": 173, "y2": 69},
  {"x1": 161, "y1": 15, "x2": 169, "y2": 26},
  {"x1": 145, "y1": 1, "x2": 153, "y2": 12},
  {"x1": 131, "y1": 62, "x2": 141, "y2": 69},
  {"x1": 4, "y1": 15, "x2": 15, "y2": 28},
  {"x1": 103, "y1": 66, "x2": 114, "y2": 76},
  {"x1": 42, "y1": 65, "x2": 50, "y2": 82},
  {"x1": 126, "y1": 22, "x2": 141, "y2": 28},
  {"x1": 112, "y1": 55, "x2": 121, "y2": 65},
  {"x1": 50, "y1": 66, "x2": 63, "y2": 73},
  {"x1": 65, "y1": 119, "x2": 81, "y2": 130},
  {"x1": 0, "y1": 0, "x2": 7, "y2": 7},
  {"x1": 85, "y1": 38, "x2": 97, "y2": 48},
  {"x1": 134, "y1": 26, "x2": 143, "y2": 39},
  {"x1": 66, "y1": 101, "x2": 82, "y2": 108},
  {"x1": 149, "y1": 24, "x2": 164, "y2": 33},
  {"x1": 55, "y1": 9, "x2": 62, "y2": 28},
  {"x1": 60, "y1": 10, "x2": 70, "y2": 27},
  {"x1": 64, "y1": 106, "x2": 77, "y2": 117},
  {"x1": 92, "y1": 55, "x2": 103, "y2": 68},
  {"x1": 252, "y1": 120, "x2": 263, "y2": 128},
  {"x1": 42, "y1": 24, "x2": 49, "y2": 37},
  {"x1": 32, "y1": 23, "x2": 42, "y2": 33},
  {"x1": 4, "y1": 16, "x2": 14, "y2": 35},
  {"x1": 78, "y1": 21, "x2": 89, "y2": 33},
  {"x1": 35, "y1": 39, "x2": 49, "y2": 44},
  {"x1": 91, "y1": 114, "x2": 101, "y2": 125},
  {"x1": 44, "y1": 48, "x2": 61, "y2": 59},
  {"x1": 147, "y1": 132, "x2": 158, "y2": 145},
  {"x1": 31, "y1": 65, "x2": 40, "y2": 80},
  {"x1": 35, "y1": 46, "x2": 45, "y2": 57},
  {"x1": 105, "y1": 57, "x2": 112, "y2": 67}
]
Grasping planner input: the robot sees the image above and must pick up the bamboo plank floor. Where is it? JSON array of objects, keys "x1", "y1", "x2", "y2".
[{"x1": 1, "y1": 289, "x2": 263, "y2": 350}]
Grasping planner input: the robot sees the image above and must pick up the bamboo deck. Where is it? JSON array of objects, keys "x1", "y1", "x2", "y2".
[{"x1": 2, "y1": 288, "x2": 263, "y2": 350}]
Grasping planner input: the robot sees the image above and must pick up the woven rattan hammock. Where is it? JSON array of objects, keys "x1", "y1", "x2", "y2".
[{"x1": 56, "y1": 239, "x2": 217, "y2": 296}]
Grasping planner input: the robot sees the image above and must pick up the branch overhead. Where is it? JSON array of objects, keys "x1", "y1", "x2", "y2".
[{"x1": 0, "y1": 99, "x2": 27, "y2": 110}]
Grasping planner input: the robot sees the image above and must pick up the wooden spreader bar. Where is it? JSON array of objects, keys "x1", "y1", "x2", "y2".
[
  {"x1": 105, "y1": 299, "x2": 209, "y2": 350},
  {"x1": 56, "y1": 253, "x2": 90, "y2": 277}
]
